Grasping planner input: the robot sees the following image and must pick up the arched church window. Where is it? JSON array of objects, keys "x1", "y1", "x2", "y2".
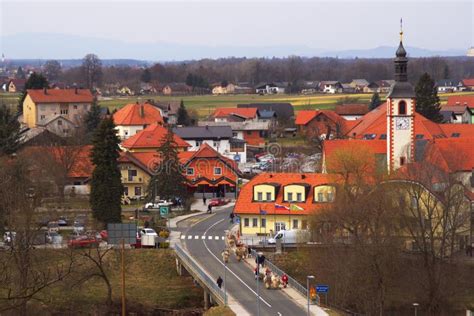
[{"x1": 398, "y1": 101, "x2": 406, "y2": 115}]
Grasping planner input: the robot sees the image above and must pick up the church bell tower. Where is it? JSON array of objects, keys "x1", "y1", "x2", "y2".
[{"x1": 387, "y1": 20, "x2": 416, "y2": 173}]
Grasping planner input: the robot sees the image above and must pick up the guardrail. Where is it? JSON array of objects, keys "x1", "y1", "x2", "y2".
[
  {"x1": 250, "y1": 249, "x2": 307, "y2": 297},
  {"x1": 175, "y1": 244, "x2": 225, "y2": 304}
]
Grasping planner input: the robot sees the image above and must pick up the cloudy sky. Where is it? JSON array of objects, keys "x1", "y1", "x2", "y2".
[{"x1": 0, "y1": 0, "x2": 473, "y2": 59}]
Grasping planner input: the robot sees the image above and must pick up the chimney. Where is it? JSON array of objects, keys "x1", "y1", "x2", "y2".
[
  {"x1": 301, "y1": 174, "x2": 306, "y2": 179},
  {"x1": 269, "y1": 174, "x2": 273, "y2": 178},
  {"x1": 75, "y1": 87, "x2": 78, "y2": 94},
  {"x1": 43, "y1": 87, "x2": 47, "y2": 95},
  {"x1": 139, "y1": 104, "x2": 144, "y2": 118}
]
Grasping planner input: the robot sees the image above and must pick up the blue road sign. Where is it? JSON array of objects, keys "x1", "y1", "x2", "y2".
[
  {"x1": 316, "y1": 285, "x2": 329, "y2": 293},
  {"x1": 234, "y1": 154, "x2": 241, "y2": 162}
]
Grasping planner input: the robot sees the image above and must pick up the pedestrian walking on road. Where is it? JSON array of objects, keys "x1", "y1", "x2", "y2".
[
  {"x1": 229, "y1": 212, "x2": 235, "y2": 223},
  {"x1": 207, "y1": 204, "x2": 213, "y2": 214},
  {"x1": 203, "y1": 196, "x2": 207, "y2": 205},
  {"x1": 217, "y1": 276, "x2": 223, "y2": 288}
]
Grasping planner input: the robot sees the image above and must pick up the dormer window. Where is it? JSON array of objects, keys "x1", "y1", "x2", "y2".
[
  {"x1": 283, "y1": 184, "x2": 308, "y2": 202},
  {"x1": 253, "y1": 183, "x2": 278, "y2": 202},
  {"x1": 398, "y1": 101, "x2": 407, "y2": 115},
  {"x1": 314, "y1": 185, "x2": 335, "y2": 203}
]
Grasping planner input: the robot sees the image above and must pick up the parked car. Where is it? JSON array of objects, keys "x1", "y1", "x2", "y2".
[
  {"x1": 73, "y1": 223, "x2": 85, "y2": 234},
  {"x1": 68, "y1": 235, "x2": 99, "y2": 248},
  {"x1": 47, "y1": 221, "x2": 60, "y2": 232},
  {"x1": 74, "y1": 214, "x2": 87, "y2": 226},
  {"x1": 140, "y1": 228, "x2": 158, "y2": 237},
  {"x1": 45, "y1": 231, "x2": 63, "y2": 244},
  {"x1": 145, "y1": 200, "x2": 172, "y2": 209},
  {"x1": 57, "y1": 217, "x2": 69, "y2": 226},
  {"x1": 208, "y1": 198, "x2": 229, "y2": 207}
]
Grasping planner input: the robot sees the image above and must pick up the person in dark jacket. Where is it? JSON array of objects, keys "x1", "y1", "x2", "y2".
[
  {"x1": 216, "y1": 276, "x2": 223, "y2": 288},
  {"x1": 207, "y1": 204, "x2": 213, "y2": 214}
]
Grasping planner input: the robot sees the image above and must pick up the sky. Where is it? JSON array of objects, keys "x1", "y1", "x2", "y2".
[{"x1": 0, "y1": 0, "x2": 473, "y2": 59}]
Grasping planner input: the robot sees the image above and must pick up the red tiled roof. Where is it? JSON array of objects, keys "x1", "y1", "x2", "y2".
[
  {"x1": 234, "y1": 173, "x2": 335, "y2": 215},
  {"x1": 118, "y1": 150, "x2": 196, "y2": 175},
  {"x1": 334, "y1": 104, "x2": 369, "y2": 115},
  {"x1": 438, "y1": 124, "x2": 474, "y2": 137},
  {"x1": 462, "y1": 79, "x2": 474, "y2": 87},
  {"x1": 27, "y1": 89, "x2": 94, "y2": 103},
  {"x1": 425, "y1": 137, "x2": 474, "y2": 172},
  {"x1": 121, "y1": 123, "x2": 189, "y2": 149},
  {"x1": 185, "y1": 143, "x2": 239, "y2": 171},
  {"x1": 446, "y1": 96, "x2": 474, "y2": 108},
  {"x1": 213, "y1": 107, "x2": 258, "y2": 119},
  {"x1": 295, "y1": 110, "x2": 318, "y2": 125},
  {"x1": 113, "y1": 102, "x2": 164, "y2": 126},
  {"x1": 295, "y1": 110, "x2": 346, "y2": 126}
]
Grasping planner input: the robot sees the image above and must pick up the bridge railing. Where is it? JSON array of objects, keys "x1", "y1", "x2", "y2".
[
  {"x1": 251, "y1": 249, "x2": 307, "y2": 297},
  {"x1": 175, "y1": 244, "x2": 225, "y2": 304}
]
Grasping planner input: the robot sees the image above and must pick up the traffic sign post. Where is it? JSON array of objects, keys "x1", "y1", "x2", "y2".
[{"x1": 316, "y1": 285, "x2": 329, "y2": 306}]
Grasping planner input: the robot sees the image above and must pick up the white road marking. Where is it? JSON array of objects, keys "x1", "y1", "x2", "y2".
[
  {"x1": 202, "y1": 218, "x2": 272, "y2": 308},
  {"x1": 188, "y1": 235, "x2": 192, "y2": 239},
  {"x1": 201, "y1": 236, "x2": 206, "y2": 239},
  {"x1": 195, "y1": 235, "x2": 199, "y2": 239},
  {"x1": 277, "y1": 312, "x2": 282, "y2": 316},
  {"x1": 214, "y1": 236, "x2": 220, "y2": 240},
  {"x1": 221, "y1": 236, "x2": 225, "y2": 240},
  {"x1": 208, "y1": 236, "x2": 213, "y2": 240},
  {"x1": 181, "y1": 235, "x2": 185, "y2": 240}
]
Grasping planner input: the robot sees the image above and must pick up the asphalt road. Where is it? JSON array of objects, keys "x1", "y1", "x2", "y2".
[{"x1": 181, "y1": 206, "x2": 307, "y2": 316}]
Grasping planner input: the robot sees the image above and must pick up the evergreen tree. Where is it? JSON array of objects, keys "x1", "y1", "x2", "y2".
[
  {"x1": 89, "y1": 117, "x2": 123, "y2": 226},
  {"x1": 177, "y1": 99, "x2": 190, "y2": 126},
  {"x1": 17, "y1": 72, "x2": 49, "y2": 113},
  {"x1": 415, "y1": 73, "x2": 442, "y2": 123},
  {"x1": 369, "y1": 92, "x2": 382, "y2": 111},
  {"x1": 0, "y1": 105, "x2": 21, "y2": 156},
  {"x1": 148, "y1": 128, "x2": 188, "y2": 202},
  {"x1": 84, "y1": 98, "x2": 103, "y2": 140}
]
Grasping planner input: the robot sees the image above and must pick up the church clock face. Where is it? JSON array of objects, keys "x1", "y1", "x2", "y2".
[{"x1": 395, "y1": 117, "x2": 410, "y2": 130}]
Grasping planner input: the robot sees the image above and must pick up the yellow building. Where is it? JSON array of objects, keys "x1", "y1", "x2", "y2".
[
  {"x1": 234, "y1": 173, "x2": 336, "y2": 236},
  {"x1": 118, "y1": 152, "x2": 153, "y2": 199},
  {"x1": 23, "y1": 88, "x2": 94, "y2": 128}
]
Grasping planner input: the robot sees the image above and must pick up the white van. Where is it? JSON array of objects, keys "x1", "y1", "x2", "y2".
[{"x1": 267, "y1": 229, "x2": 310, "y2": 244}]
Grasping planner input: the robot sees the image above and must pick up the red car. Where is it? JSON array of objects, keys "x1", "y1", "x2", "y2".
[
  {"x1": 208, "y1": 198, "x2": 229, "y2": 207},
  {"x1": 68, "y1": 235, "x2": 99, "y2": 248}
]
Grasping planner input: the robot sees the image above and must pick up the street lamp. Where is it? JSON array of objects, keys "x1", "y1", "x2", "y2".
[
  {"x1": 413, "y1": 303, "x2": 419, "y2": 316},
  {"x1": 224, "y1": 259, "x2": 227, "y2": 306},
  {"x1": 307, "y1": 275, "x2": 315, "y2": 316}
]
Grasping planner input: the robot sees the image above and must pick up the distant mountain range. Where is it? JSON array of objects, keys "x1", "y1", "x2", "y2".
[{"x1": 0, "y1": 33, "x2": 468, "y2": 63}]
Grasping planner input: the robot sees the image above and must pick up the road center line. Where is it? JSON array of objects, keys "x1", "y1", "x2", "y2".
[{"x1": 202, "y1": 218, "x2": 272, "y2": 308}]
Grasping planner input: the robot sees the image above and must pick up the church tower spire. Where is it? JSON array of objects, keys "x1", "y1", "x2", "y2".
[{"x1": 386, "y1": 21, "x2": 416, "y2": 173}]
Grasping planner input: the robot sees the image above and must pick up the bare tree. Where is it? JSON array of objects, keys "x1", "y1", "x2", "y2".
[
  {"x1": 81, "y1": 54, "x2": 103, "y2": 89},
  {"x1": 0, "y1": 154, "x2": 75, "y2": 315},
  {"x1": 43, "y1": 60, "x2": 62, "y2": 82}
]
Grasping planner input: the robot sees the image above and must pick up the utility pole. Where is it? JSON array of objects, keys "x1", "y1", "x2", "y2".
[{"x1": 121, "y1": 239, "x2": 126, "y2": 316}]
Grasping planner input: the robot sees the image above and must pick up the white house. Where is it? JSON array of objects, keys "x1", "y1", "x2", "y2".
[
  {"x1": 113, "y1": 102, "x2": 164, "y2": 139},
  {"x1": 173, "y1": 125, "x2": 248, "y2": 164},
  {"x1": 255, "y1": 83, "x2": 286, "y2": 95},
  {"x1": 320, "y1": 81, "x2": 343, "y2": 94}
]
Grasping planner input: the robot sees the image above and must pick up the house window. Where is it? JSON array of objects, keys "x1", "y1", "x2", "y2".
[
  {"x1": 252, "y1": 218, "x2": 258, "y2": 227},
  {"x1": 327, "y1": 192, "x2": 334, "y2": 202},
  {"x1": 302, "y1": 220, "x2": 308, "y2": 229},
  {"x1": 196, "y1": 140, "x2": 202, "y2": 146},
  {"x1": 214, "y1": 167, "x2": 222, "y2": 175},
  {"x1": 398, "y1": 101, "x2": 407, "y2": 115},
  {"x1": 213, "y1": 141, "x2": 219, "y2": 147},
  {"x1": 318, "y1": 192, "x2": 324, "y2": 202},
  {"x1": 40, "y1": 115, "x2": 46, "y2": 120},
  {"x1": 244, "y1": 218, "x2": 249, "y2": 227},
  {"x1": 261, "y1": 218, "x2": 266, "y2": 228},
  {"x1": 60, "y1": 108, "x2": 68, "y2": 115},
  {"x1": 416, "y1": 134, "x2": 424, "y2": 139},
  {"x1": 292, "y1": 219, "x2": 298, "y2": 229},
  {"x1": 73, "y1": 105, "x2": 78, "y2": 110},
  {"x1": 296, "y1": 193, "x2": 302, "y2": 202},
  {"x1": 186, "y1": 168, "x2": 194, "y2": 175},
  {"x1": 287, "y1": 192, "x2": 293, "y2": 202},
  {"x1": 316, "y1": 117, "x2": 321, "y2": 122},
  {"x1": 57, "y1": 120, "x2": 62, "y2": 126},
  {"x1": 266, "y1": 192, "x2": 272, "y2": 201},
  {"x1": 124, "y1": 130, "x2": 129, "y2": 136},
  {"x1": 123, "y1": 187, "x2": 129, "y2": 196},
  {"x1": 128, "y1": 169, "x2": 137, "y2": 181},
  {"x1": 275, "y1": 222, "x2": 286, "y2": 232},
  {"x1": 134, "y1": 186, "x2": 142, "y2": 196}
]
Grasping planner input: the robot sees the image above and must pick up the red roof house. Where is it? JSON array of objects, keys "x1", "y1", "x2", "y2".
[
  {"x1": 121, "y1": 123, "x2": 189, "y2": 151},
  {"x1": 113, "y1": 102, "x2": 164, "y2": 126}
]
